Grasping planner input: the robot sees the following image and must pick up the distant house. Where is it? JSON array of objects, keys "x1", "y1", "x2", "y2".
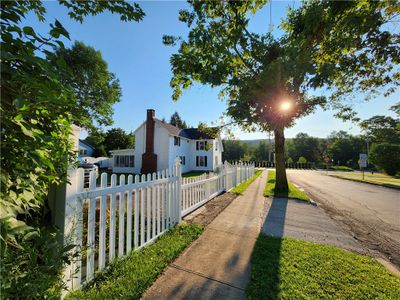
[
  {"x1": 110, "y1": 109, "x2": 223, "y2": 174},
  {"x1": 78, "y1": 139, "x2": 94, "y2": 158}
]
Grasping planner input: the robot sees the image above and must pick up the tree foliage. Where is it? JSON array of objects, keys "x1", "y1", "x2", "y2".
[
  {"x1": 1, "y1": 1, "x2": 144, "y2": 295},
  {"x1": 51, "y1": 41, "x2": 123, "y2": 129},
  {"x1": 103, "y1": 128, "x2": 135, "y2": 154},
  {"x1": 283, "y1": 0, "x2": 400, "y2": 118},
  {"x1": 169, "y1": 111, "x2": 188, "y2": 129},
  {"x1": 164, "y1": 1, "x2": 326, "y2": 191},
  {"x1": 360, "y1": 115, "x2": 400, "y2": 144},
  {"x1": 369, "y1": 143, "x2": 400, "y2": 176}
]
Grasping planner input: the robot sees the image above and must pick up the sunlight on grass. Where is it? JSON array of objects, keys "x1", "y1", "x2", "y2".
[
  {"x1": 67, "y1": 224, "x2": 203, "y2": 300},
  {"x1": 264, "y1": 170, "x2": 310, "y2": 201},
  {"x1": 230, "y1": 169, "x2": 262, "y2": 195},
  {"x1": 330, "y1": 171, "x2": 400, "y2": 188},
  {"x1": 247, "y1": 235, "x2": 400, "y2": 300}
]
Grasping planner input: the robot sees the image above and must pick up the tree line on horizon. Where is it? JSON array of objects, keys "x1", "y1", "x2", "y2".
[{"x1": 223, "y1": 104, "x2": 400, "y2": 175}]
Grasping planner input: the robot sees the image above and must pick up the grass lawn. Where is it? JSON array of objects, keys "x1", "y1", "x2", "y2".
[
  {"x1": 264, "y1": 170, "x2": 310, "y2": 201},
  {"x1": 230, "y1": 169, "x2": 263, "y2": 195},
  {"x1": 247, "y1": 235, "x2": 400, "y2": 300},
  {"x1": 67, "y1": 224, "x2": 203, "y2": 300},
  {"x1": 329, "y1": 171, "x2": 400, "y2": 189},
  {"x1": 182, "y1": 171, "x2": 207, "y2": 178}
]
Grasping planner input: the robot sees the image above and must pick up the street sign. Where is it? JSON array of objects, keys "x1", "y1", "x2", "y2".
[{"x1": 359, "y1": 153, "x2": 367, "y2": 168}]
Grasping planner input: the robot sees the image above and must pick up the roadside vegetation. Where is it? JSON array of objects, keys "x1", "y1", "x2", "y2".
[
  {"x1": 247, "y1": 235, "x2": 400, "y2": 300},
  {"x1": 67, "y1": 224, "x2": 203, "y2": 299},
  {"x1": 182, "y1": 171, "x2": 207, "y2": 178},
  {"x1": 264, "y1": 170, "x2": 310, "y2": 201},
  {"x1": 330, "y1": 172, "x2": 400, "y2": 189},
  {"x1": 230, "y1": 169, "x2": 262, "y2": 195}
]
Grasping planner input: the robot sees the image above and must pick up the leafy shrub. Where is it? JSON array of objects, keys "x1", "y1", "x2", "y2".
[
  {"x1": 298, "y1": 156, "x2": 307, "y2": 163},
  {"x1": 287, "y1": 157, "x2": 294, "y2": 164},
  {"x1": 369, "y1": 143, "x2": 400, "y2": 176},
  {"x1": 0, "y1": 227, "x2": 72, "y2": 299}
]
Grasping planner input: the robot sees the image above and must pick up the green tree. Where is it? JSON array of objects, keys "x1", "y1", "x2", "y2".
[
  {"x1": 327, "y1": 131, "x2": 365, "y2": 167},
  {"x1": 287, "y1": 157, "x2": 294, "y2": 164},
  {"x1": 298, "y1": 156, "x2": 307, "y2": 164},
  {"x1": 84, "y1": 129, "x2": 106, "y2": 148},
  {"x1": 92, "y1": 145, "x2": 108, "y2": 158},
  {"x1": 169, "y1": 111, "x2": 188, "y2": 128},
  {"x1": 287, "y1": 133, "x2": 320, "y2": 163},
  {"x1": 369, "y1": 143, "x2": 400, "y2": 176},
  {"x1": 360, "y1": 115, "x2": 400, "y2": 144},
  {"x1": 222, "y1": 140, "x2": 246, "y2": 161},
  {"x1": 283, "y1": 1, "x2": 399, "y2": 112},
  {"x1": 164, "y1": 1, "x2": 324, "y2": 192},
  {"x1": 1, "y1": 1, "x2": 144, "y2": 296},
  {"x1": 254, "y1": 141, "x2": 270, "y2": 161},
  {"x1": 51, "y1": 41, "x2": 122, "y2": 129},
  {"x1": 103, "y1": 128, "x2": 135, "y2": 154}
]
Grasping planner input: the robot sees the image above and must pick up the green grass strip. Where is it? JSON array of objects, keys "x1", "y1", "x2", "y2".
[
  {"x1": 182, "y1": 171, "x2": 207, "y2": 178},
  {"x1": 247, "y1": 235, "x2": 400, "y2": 300},
  {"x1": 67, "y1": 224, "x2": 203, "y2": 300},
  {"x1": 263, "y1": 170, "x2": 310, "y2": 201},
  {"x1": 230, "y1": 169, "x2": 263, "y2": 195}
]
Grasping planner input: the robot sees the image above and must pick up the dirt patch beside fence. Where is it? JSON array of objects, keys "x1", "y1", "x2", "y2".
[{"x1": 183, "y1": 192, "x2": 237, "y2": 227}]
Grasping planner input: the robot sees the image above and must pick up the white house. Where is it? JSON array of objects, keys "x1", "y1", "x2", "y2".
[{"x1": 110, "y1": 109, "x2": 223, "y2": 174}]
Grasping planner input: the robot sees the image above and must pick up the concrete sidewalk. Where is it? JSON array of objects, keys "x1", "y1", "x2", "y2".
[{"x1": 142, "y1": 170, "x2": 268, "y2": 300}]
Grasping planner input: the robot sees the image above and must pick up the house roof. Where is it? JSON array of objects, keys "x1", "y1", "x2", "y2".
[
  {"x1": 79, "y1": 139, "x2": 95, "y2": 150},
  {"x1": 154, "y1": 119, "x2": 215, "y2": 140}
]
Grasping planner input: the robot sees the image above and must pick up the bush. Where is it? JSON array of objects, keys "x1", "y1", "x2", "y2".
[
  {"x1": 298, "y1": 156, "x2": 307, "y2": 164},
  {"x1": 92, "y1": 145, "x2": 107, "y2": 158},
  {"x1": 369, "y1": 143, "x2": 400, "y2": 176},
  {"x1": 0, "y1": 226, "x2": 71, "y2": 299},
  {"x1": 287, "y1": 157, "x2": 294, "y2": 164}
]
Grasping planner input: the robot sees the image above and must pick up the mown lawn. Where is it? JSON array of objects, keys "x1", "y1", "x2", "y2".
[
  {"x1": 182, "y1": 171, "x2": 207, "y2": 178},
  {"x1": 230, "y1": 169, "x2": 263, "y2": 195},
  {"x1": 67, "y1": 224, "x2": 203, "y2": 300},
  {"x1": 247, "y1": 235, "x2": 400, "y2": 300},
  {"x1": 329, "y1": 171, "x2": 400, "y2": 189},
  {"x1": 264, "y1": 170, "x2": 310, "y2": 201}
]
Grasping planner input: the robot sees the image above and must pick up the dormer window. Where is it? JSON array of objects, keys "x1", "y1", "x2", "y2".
[
  {"x1": 174, "y1": 136, "x2": 181, "y2": 146},
  {"x1": 196, "y1": 141, "x2": 207, "y2": 151}
]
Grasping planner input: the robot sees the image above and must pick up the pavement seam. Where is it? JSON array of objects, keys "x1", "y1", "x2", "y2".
[
  {"x1": 169, "y1": 263, "x2": 246, "y2": 292},
  {"x1": 205, "y1": 227, "x2": 258, "y2": 240}
]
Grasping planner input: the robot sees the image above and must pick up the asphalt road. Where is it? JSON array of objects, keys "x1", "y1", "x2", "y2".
[{"x1": 286, "y1": 169, "x2": 400, "y2": 266}]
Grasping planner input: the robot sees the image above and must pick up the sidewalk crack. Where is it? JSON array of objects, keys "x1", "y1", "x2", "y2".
[{"x1": 169, "y1": 263, "x2": 246, "y2": 292}]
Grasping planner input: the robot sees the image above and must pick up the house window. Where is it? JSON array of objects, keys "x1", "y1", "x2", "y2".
[
  {"x1": 196, "y1": 141, "x2": 207, "y2": 151},
  {"x1": 174, "y1": 136, "x2": 181, "y2": 146},
  {"x1": 79, "y1": 149, "x2": 87, "y2": 155},
  {"x1": 114, "y1": 155, "x2": 134, "y2": 168},
  {"x1": 196, "y1": 156, "x2": 207, "y2": 167},
  {"x1": 178, "y1": 156, "x2": 186, "y2": 165}
]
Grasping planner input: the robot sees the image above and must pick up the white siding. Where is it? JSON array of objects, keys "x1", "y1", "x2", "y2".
[
  {"x1": 168, "y1": 136, "x2": 191, "y2": 173},
  {"x1": 133, "y1": 122, "x2": 170, "y2": 173}
]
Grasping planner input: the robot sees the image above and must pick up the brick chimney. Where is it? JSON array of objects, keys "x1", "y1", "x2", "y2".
[{"x1": 141, "y1": 109, "x2": 157, "y2": 174}]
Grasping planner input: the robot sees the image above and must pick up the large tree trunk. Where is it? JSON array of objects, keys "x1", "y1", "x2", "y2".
[{"x1": 274, "y1": 126, "x2": 288, "y2": 192}]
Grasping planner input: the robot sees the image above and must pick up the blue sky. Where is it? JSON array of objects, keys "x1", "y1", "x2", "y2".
[{"x1": 26, "y1": 1, "x2": 399, "y2": 139}]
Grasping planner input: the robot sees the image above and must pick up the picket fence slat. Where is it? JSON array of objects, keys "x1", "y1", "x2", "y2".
[{"x1": 67, "y1": 160, "x2": 254, "y2": 291}]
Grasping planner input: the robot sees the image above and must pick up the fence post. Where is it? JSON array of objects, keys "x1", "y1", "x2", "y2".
[
  {"x1": 47, "y1": 125, "x2": 85, "y2": 293},
  {"x1": 175, "y1": 157, "x2": 182, "y2": 223}
]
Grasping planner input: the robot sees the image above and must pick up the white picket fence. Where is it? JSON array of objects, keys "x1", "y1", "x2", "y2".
[{"x1": 64, "y1": 159, "x2": 254, "y2": 291}]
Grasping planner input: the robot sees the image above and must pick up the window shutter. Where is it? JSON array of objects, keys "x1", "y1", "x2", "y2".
[
  {"x1": 205, "y1": 156, "x2": 207, "y2": 167},
  {"x1": 196, "y1": 156, "x2": 199, "y2": 167},
  {"x1": 205, "y1": 141, "x2": 208, "y2": 150},
  {"x1": 196, "y1": 141, "x2": 199, "y2": 150}
]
